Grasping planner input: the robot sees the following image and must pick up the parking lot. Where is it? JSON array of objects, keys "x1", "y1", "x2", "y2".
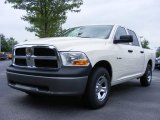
[{"x1": 0, "y1": 60, "x2": 160, "y2": 120}]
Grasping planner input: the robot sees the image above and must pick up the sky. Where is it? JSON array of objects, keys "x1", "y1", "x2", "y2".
[{"x1": 0, "y1": 0, "x2": 160, "y2": 49}]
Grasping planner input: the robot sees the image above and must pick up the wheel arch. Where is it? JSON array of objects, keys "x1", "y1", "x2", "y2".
[
  {"x1": 91, "y1": 60, "x2": 113, "y2": 81},
  {"x1": 148, "y1": 59, "x2": 153, "y2": 68}
]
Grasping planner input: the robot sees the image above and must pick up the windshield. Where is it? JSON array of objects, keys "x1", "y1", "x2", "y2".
[{"x1": 62, "y1": 25, "x2": 113, "y2": 39}]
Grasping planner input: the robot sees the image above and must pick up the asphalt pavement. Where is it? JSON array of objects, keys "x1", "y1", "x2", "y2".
[{"x1": 0, "y1": 60, "x2": 160, "y2": 120}]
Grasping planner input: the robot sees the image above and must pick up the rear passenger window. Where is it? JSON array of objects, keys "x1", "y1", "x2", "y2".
[
  {"x1": 114, "y1": 27, "x2": 127, "y2": 40},
  {"x1": 127, "y1": 29, "x2": 140, "y2": 46}
]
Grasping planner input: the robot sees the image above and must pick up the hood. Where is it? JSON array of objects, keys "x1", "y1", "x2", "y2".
[{"x1": 17, "y1": 37, "x2": 108, "y2": 51}]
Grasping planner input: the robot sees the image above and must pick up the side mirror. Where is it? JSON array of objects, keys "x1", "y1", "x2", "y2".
[{"x1": 114, "y1": 35, "x2": 133, "y2": 44}]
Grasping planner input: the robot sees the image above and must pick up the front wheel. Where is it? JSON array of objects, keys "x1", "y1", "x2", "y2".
[
  {"x1": 84, "y1": 67, "x2": 111, "y2": 109},
  {"x1": 140, "y1": 64, "x2": 152, "y2": 87}
]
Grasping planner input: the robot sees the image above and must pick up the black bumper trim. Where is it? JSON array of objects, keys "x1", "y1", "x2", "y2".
[{"x1": 7, "y1": 71, "x2": 88, "y2": 95}]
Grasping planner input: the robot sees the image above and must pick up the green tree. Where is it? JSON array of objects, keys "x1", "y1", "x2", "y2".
[
  {"x1": 156, "y1": 52, "x2": 160, "y2": 57},
  {"x1": 141, "y1": 39, "x2": 150, "y2": 49},
  {"x1": 0, "y1": 34, "x2": 18, "y2": 52},
  {"x1": 5, "y1": 0, "x2": 83, "y2": 38}
]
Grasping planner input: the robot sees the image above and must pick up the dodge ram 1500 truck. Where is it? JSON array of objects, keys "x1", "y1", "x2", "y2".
[{"x1": 7, "y1": 25, "x2": 155, "y2": 109}]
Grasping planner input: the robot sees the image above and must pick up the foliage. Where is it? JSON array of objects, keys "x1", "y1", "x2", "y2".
[
  {"x1": 0, "y1": 34, "x2": 18, "y2": 52},
  {"x1": 5, "y1": 0, "x2": 83, "y2": 38},
  {"x1": 141, "y1": 39, "x2": 150, "y2": 49},
  {"x1": 157, "y1": 47, "x2": 160, "y2": 52},
  {"x1": 156, "y1": 52, "x2": 160, "y2": 57}
]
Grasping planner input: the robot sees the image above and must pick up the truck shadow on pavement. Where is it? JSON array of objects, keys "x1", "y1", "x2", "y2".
[{"x1": 10, "y1": 80, "x2": 143, "y2": 110}]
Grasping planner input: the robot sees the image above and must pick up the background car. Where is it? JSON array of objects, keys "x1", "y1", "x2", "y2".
[
  {"x1": 7, "y1": 52, "x2": 12, "y2": 59},
  {"x1": 155, "y1": 57, "x2": 160, "y2": 69},
  {"x1": 0, "y1": 52, "x2": 8, "y2": 60}
]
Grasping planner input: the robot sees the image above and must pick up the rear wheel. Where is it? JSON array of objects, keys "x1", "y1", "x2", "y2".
[
  {"x1": 84, "y1": 67, "x2": 111, "y2": 109},
  {"x1": 140, "y1": 64, "x2": 152, "y2": 87}
]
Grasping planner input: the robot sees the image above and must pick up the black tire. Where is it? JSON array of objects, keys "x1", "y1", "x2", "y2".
[
  {"x1": 140, "y1": 64, "x2": 152, "y2": 87},
  {"x1": 25, "y1": 92, "x2": 40, "y2": 97},
  {"x1": 84, "y1": 67, "x2": 111, "y2": 109}
]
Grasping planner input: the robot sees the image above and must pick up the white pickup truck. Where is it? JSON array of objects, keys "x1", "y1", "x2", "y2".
[{"x1": 7, "y1": 25, "x2": 155, "y2": 109}]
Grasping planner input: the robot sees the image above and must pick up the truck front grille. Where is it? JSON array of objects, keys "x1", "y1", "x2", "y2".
[
  {"x1": 15, "y1": 58, "x2": 27, "y2": 66},
  {"x1": 15, "y1": 48, "x2": 26, "y2": 56},
  {"x1": 13, "y1": 45, "x2": 60, "y2": 69},
  {"x1": 34, "y1": 48, "x2": 56, "y2": 56}
]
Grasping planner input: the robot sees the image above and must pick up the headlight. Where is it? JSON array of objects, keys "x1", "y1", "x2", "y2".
[{"x1": 60, "y1": 52, "x2": 90, "y2": 66}]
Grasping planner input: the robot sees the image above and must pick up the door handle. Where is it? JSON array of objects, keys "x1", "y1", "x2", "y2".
[
  {"x1": 128, "y1": 50, "x2": 133, "y2": 53},
  {"x1": 140, "y1": 51, "x2": 144, "y2": 53}
]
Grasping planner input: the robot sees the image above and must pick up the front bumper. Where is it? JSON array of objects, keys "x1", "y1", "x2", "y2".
[{"x1": 7, "y1": 65, "x2": 92, "y2": 95}]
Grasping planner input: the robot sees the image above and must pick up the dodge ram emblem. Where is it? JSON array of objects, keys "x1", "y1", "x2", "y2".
[{"x1": 26, "y1": 48, "x2": 32, "y2": 60}]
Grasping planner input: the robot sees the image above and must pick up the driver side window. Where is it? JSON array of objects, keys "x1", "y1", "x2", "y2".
[{"x1": 114, "y1": 27, "x2": 127, "y2": 40}]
